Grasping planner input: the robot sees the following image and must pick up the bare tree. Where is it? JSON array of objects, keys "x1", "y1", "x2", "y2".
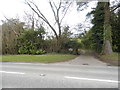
[
  {"x1": 25, "y1": 0, "x2": 73, "y2": 52},
  {"x1": 24, "y1": 11, "x2": 35, "y2": 30},
  {"x1": 4, "y1": 17, "x2": 24, "y2": 37},
  {"x1": 2, "y1": 18, "x2": 24, "y2": 54},
  {"x1": 24, "y1": 11, "x2": 45, "y2": 31}
]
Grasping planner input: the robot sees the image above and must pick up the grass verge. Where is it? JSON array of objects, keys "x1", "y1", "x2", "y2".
[
  {"x1": 99, "y1": 52, "x2": 119, "y2": 66},
  {"x1": 0, "y1": 54, "x2": 77, "y2": 63}
]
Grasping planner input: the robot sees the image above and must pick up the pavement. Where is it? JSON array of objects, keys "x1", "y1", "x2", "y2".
[
  {"x1": 0, "y1": 55, "x2": 119, "y2": 88},
  {"x1": 51, "y1": 55, "x2": 108, "y2": 66}
]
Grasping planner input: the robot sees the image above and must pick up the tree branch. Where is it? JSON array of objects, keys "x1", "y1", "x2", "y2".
[
  {"x1": 49, "y1": 1, "x2": 57, "y2": 21},
  {"x1": 4, "y1": 16, "x2": 24, "y2": 37},
  {"x1": 60, "y1": 1, "x2": 72, "y2": 24},
  {"x1": 111, "y1": 3, "x2": 120, "y2": 12},
  {"x1": 26, "y1": 0, "x2": 59, "y2": 39}
]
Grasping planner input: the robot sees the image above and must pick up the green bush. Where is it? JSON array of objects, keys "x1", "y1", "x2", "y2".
[
  {"x1": 18, "y1": 47, "x2": 28, "y2": 54},
  {"x1": 36, "y1": 49, "x2": 46, "y2": 55},
  {"x1": 29, "y1": 49, "x2": 36, "y2": 54},
  {"x1": 18, "y1": 47, "x2": 46, "y2": 55}
]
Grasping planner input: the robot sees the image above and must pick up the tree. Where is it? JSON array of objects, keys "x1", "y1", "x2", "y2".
[
  {"x1": 81, "y1": 30, "x2": 93, "y2": 50},
  {"x1": 90, "y1": 2, "x2": 105, "y2": 53},
  {"x1": 61, "y1": 26, "x2": 72, "y2": 39},
  {"x1": 111, "y1": 9, "x2": 120, "y2": 52},
  {"x1": 102, "y1": 0, "x2": 120, "y2": 54},
  {"x1": 2, "y1": 19, "x2": 24, "y2": 54},
  {"x1": 66, "y1": 38, "x2": 82, "y2": 55},
  {"x1": 102, "y1": 1, "x2": 113, "y2": 55},
  {"x1": 18, "y1": 26, "x2": 46, "y2": 54},
  {"x1": 25, "y1": 0, "x2": 72, "y2": 52},
  {"x1": 60, "y1": 25, "x2": 73, "y2": 53},
  {"x1": 24, "y1": 12, "x2": 35, "y2": 30},
  {"x1": 76, "y1": 1, "x2": 120, "y2": 54}
]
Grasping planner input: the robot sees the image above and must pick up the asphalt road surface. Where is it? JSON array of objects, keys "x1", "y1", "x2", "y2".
[{"x1": 0, "y1": 62, "x2": 119, "y2": 88}]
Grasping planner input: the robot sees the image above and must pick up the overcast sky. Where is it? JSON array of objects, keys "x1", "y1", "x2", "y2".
[
  {"x1": 0, "y1": 0, "x2": 98, "y2": 36},
  {"x1": 0, "y1": 0, "x2": 97, "y2": 24}
]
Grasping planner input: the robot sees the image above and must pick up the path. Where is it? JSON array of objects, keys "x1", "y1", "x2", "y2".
[{"x1": 52, "y1": 55, "x2": 108, "y2": 66}]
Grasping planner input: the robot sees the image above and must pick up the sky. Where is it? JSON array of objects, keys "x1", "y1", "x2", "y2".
[
  {"x1": 0, "y1": 0, "x2": 97, "y2": 23},
  {"x1": 0, "y1": 0, "x2": 28, "y2": 23},
  {"x1": 0, "y1": 0, "x2": 97, "y2": 35}
]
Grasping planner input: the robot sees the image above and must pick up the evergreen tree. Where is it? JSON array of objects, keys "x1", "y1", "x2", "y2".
[
  {"x1": 111, "y1": 9, "x2": 120, "y2": 52},
  {"x1": 90, "y1": 2, "x2": 105, "y2": 53}
]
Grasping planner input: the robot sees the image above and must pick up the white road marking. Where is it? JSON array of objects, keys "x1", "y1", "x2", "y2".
[
  {"x1": 64, "y1": 76, "x2": 119, "y2": 83},
  {"x1": 0, "y1": 71, "x2": 25, "y2": 74}
]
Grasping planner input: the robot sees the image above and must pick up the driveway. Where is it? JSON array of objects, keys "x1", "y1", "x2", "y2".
[{"x1": 52, "y1": 55, "x2": 108, "y2": 66}]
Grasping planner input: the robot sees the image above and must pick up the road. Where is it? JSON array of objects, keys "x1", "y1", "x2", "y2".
[{"x1": 0, "y1": 61, "x2": 119, "y2": 88}]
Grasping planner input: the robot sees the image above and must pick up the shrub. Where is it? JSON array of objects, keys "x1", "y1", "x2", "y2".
[
  {"x1": 18, "y1": 47, "x2": 28, "y2": 54},
  {"x1": 29, "y1": 49, "x2": 36, "y2": 55},
  {"x1": 36, "y1": 49, "x2": 46, "y2": 55},
  {"x1": 18, "y1": 47, "x2": 46, "y2": 55}
]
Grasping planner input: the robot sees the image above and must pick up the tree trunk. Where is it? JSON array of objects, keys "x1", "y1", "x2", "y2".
[
  {"x1": 103, "y1": 40, "x2": 113, "y2": 54},
  {"x1": 56, "y1": 37, "x2": 62, "y2": 53},
  {"x1": 103, "y1": 2, "x2": 113, "y2": 55}
]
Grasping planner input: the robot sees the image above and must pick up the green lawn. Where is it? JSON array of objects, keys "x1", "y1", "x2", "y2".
[{"x1": 0, "y1": 54, "x2": 77, "y2": 63}]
